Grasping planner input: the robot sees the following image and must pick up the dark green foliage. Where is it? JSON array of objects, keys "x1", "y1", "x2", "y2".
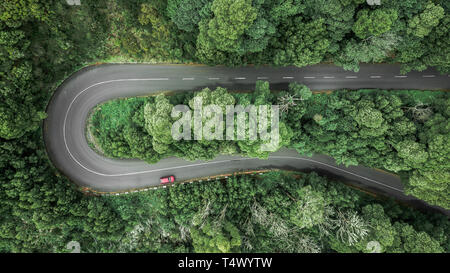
[
  {"x1": 0, "y1": 130, "x2": 126, "y2": 252},
  {"x1": 91, "y1": 85, "x2": 292, "y2": 161}
]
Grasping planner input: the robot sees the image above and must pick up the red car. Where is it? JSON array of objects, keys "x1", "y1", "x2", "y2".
[{"x1": 160, "y1": 175, "x2": 175, "y2": 184}]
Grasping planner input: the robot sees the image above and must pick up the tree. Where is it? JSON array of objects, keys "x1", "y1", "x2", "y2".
[
  {"x1": 0, "y1": 101, "x2": 45, "y2": 140},
  {"x1": 407, "y1": 2, "x2": 444, "y2": 38},
  {"x1": 332, "y1": 210, "x2": 369, "y2": 246},
  {"x1": 353, "y1": 104, "x2": 388, "y2": 138},
  {"x1": 335, "y1": 32, "x2": 401, "y2": 72},
  {"x1": 394, "y1": 140, "x2": 428, "y2": 169},
  {"x1": 357, "y1": 204, "x2": 396, "y2": 252},
  {"x1": 289, "y1": 186, "x2": 328, "y2": 229},
  {"x1": 0, "y1": 0, "x2": 50, "y2": 28},
  {"x1": 278, "y1": 83, "x2": 311, "y2": 114},
  {"x1": 352, "y1": 9, "x2": 398, "y2": 39},
  {"x1": 190, "y1": 221, "x2": 242, "y2": 253},
  {"x1": 206, "y1": 0, "x2": 257, "y2": 55},
  {"x1": 289, "y1": 83, "x2": 312, "y2": 101},
  {"x1": 167, "y1": 0, "x2": 212, "y2": 32},
  {"x1": 268, "y1": 0, "x2": 305, "y2": 22},
  {"x1": 144, "y1": 95, "x2": 175, "y2": 154},
  {"x1": 390, "y1": 222, "x2": 444, "y2": 253}
]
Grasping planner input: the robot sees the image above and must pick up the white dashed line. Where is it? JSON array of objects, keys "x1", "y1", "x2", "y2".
[
  {"x1": 182, "y1": 77, "x2": 194, "y2": 80},
  {"x1": 303, "y1": 76, "x2": 316, "y2": 79},
  {"x1": 394, "y1": 75, "x2": 407, "y2": 78},
  {"x1": 282, "y1": 76, "x2": 294, "y2": 79},
  {"x1": 257, "y1": 77, "x2": 268, "y2": 80},
  {"x1": 208, "y1": 77, "x2": 220, "y2": 80},
  {"x1": 323, "y1": 76, "x2": 335, "y2": 79},
  {"x1": 422, "y1": 75, "x2": 435, "y2": 78},
  {"x1": 345, "y1": 76, "x2": 358, "y2": 79},
  {"x1": 370, "y1": 76, "x2": 382, "y2": 79},
  {"x1": 234, "y1": 77, "x2": 246, "y2": 80}
]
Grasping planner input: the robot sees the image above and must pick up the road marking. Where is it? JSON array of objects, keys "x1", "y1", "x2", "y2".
[
  {"x1": 394, "y1": 75, "x2": 407, "y2": 78},
  {"x1": 422, "y1": 75, "x2": 435, "y2": 78},
  {"x1": 323, "y1": 76, "x2": 335, "y2": 79},
  {"x1": 208, "y1": 77, "x2": 220, "y2": 80},
  {"x1": 234, "y1": 77, "x2": 246, "y2": 80},
  {"x1": 282, "y1": 76, "x2": 294, "y2": 79},
  {"x1": 182, "y1": 77, "x2": 194, "y2": 80},
  {"x1": 257, "y1": 77, "x2": 268, "y2": 80},
  {"x1": 303, "y1": 76, "x2": 316, "y2": 79},
  {"x1": 345, "y1": 76, "x2": 358, "y2": 79},
  {"x1": 370, "y1": 76, "x2": 382, "y2": 78},
  {"x1": 61, "y1": 78, "x2": 404, "y2": 194}
]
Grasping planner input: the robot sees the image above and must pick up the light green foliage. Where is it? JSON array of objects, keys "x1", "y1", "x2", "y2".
[
  {"x1": 407, "y1": 2, "x2": 444, "y2": 38},
  {"x1": 190, "y1": 221, "x2": 242, "y2": 253},
  {"x1": 351, "y1": 97, "x2": 390, "y2": 139},
  {"x1": 353, "y1": 9, "x2": 398, "y2": 39},
  {"x1": 274, "y1": 18, "x2": 330, "y2": 67},
  {"x1": 395, "y1": 140, "x2": 428, "y2": 169},
  {"x1": 167, "y1": 0, "x2": 212, "y2": 32},
  {"x1": 354, "y1": 106, "x2": 384, "y2": 129},
  {"x1": 206, "y1": 0, "x2": 257, "y2": 54},
  {"x1": 0, "y1": 0, "x2": 50, "y2": 28},
  {"x1": 188, "y1": 87, "x2": 235, "y2": 112},
  {"x1": 289, "y1": 186, "x2": 328, "y2": 229},
  {"x1": 289, "y1": 83, "x2": 312, "y2": 101},
  {"x1": 289, "y1": 89, "x2": 449, "y2": 208},
  {"x1": 357, "y1": 204, "x2": 396, "y2": 252},
  {"x1": 390, "y1": 222, "x2": 444, "y2": 253}
]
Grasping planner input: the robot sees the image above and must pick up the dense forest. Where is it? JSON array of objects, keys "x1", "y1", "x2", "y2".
[
  {"x1": 0, "y1": 0, "x2": 449, "y2": 252},
  {"x1": 3, "y1": 167, "x2": 450, "y2": 253},
  {"x1": 100, "y1": 171, "x2": 449, "y2": 253},
  {"x1": 90, "y1": 86, "x2": 450, "y2": 209}
]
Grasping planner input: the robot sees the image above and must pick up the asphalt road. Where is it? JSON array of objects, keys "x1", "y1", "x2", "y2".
[{"x1": 43, "y1": 64, "x2": 450, "y2": 213}]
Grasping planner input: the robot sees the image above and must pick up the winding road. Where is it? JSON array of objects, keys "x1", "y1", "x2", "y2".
[{"x1": 43, "y1": 64, "x2": 450, "y2": 213}]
